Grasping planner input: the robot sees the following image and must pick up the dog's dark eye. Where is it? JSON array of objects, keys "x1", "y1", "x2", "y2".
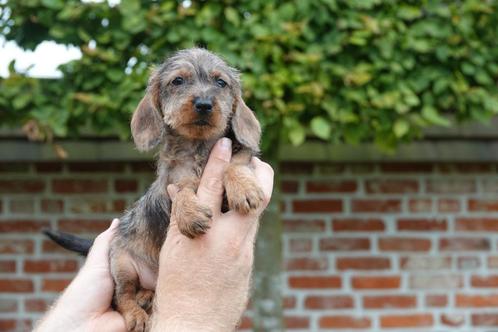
[
  {"x1": 171, "y1": 77, "x2": 184, "y2": 86},
  {"x1": 216, "y1": 78, "x2": 227, "y2": 88}
]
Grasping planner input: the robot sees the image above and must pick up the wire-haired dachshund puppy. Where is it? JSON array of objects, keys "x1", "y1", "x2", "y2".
[{"x1": 45, "y1": 48, "x2": 263, "y2": 332}]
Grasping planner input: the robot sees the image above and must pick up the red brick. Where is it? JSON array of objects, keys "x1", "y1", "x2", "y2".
[
  {"x1": 469, "y1": 199, "x2": 498, "y2": 212},
  {"x1": 320, "y1": 238, "x2": 370, "y2": 251},
  {"x1": 472, "y1": 275, "x2": 498, "y2": 287},
  {"x1": 281, "y1": 162, "x2": 314, "y2": 174},
  {"x1": 35, "y1": 162, "x2": 63, "y2": 173},
  {"x1": 456, "y1": 294, "x2": 498, "y2": 307},
  {"x1": 352, "y1": 276, "x2": 400, "y2": 289},
  {"x1": 440, "y1": 238, "x2": 490, "y2": 251},
  {"x1": 67, "y1": 162, "x2": 124, "y2": 172},
  {"x1": 292, "y1": 199, "x2": 342, "y2": 213},
  {"x1": 41, "y1": 199, "x2": 64, "y2": 213},
  {"x1": 438, "y1": 198, "x2": 460, "y2": 212},
  {"x1": 380, "y1": 163, "x2": 433, "y2": 173},
  {"x1": 0, "y1": 320, "x2": 16, "y2": 331},
  {"x1": 438, "y1": 163, "x2": 492, "y2": 173},
  {"x1": 363, "y1": 295, "x2": 416, "y2": 309},
  {"x1": 52, "y1": 179, "x2": 108, "y2": 193},
  {"x1": 0, "y1": 220, "x2": 50, "y2": 233},
  {"x1": 0, "y1": 180, "x2": 45, "y2": 193},
  {"x1": 288, "y1": 276, "x2": 341, "y2": 289},
  {"x1": 0, "y1": 239, "x2": 34, "y2": 254},
  {"x1": 408, "y1": 199, "x2": 432, "y2": 213},
  {"x1": 58, "y1": 219, "x2": 111, "y2": 233},
  {"x1": 319, "y1": 316, "x2": 371, "y2": 329},
  {"x1": 25, "y1": 298, "x2": 50, "y2": 312},
  {"x1": 288, "y1": 238, "x2": 312, "y2": 253},
  {"x1": 284, "y1": 316, "x2": 310, "y2": 329},
  {"x1": 426, "y1": 295, "x2": 448, "y2": 307},
  {"x1": 380, "y1": 314, "x2": 433, "y2": 328},
  {"x1": 397, "y1": 218, "x2": 447, "y2": 231},
  {"x1": 456, "y1": 218, "x2": 498, "y2": 232},
  {"x1": 489, "y1": 256, "x2": 498, "y2": 268},
  {"x1": 379, "y1": 237, "x2": 431, "y2": 252},
  {"x1": 0, "y1": 299, "x2": 17, "y2": 313},
  {"x1": 115, "y1": 179, "x2": 138, "y2": 193},
  {"x1": 42, "y1": 279, "x2": 71, "y2": 292},
  {"x1": 9, "y1": 199, "x2": 34, "y2": 213},
  {"x1": 285, "y1": 258, "x2": 328, "y2": 271},
  {"x1": 306, "y1": 180, "x2": 357, "y2": 193},
  {"x1": 351, "y1": 199, "x2": 401, "y2": 213},
  {"x1": 400, "y1": 256, "x2": 452, "y2": 270},
  {"x1": 42, "y1": 240, "x2": 72, "y2": 254},
  {"x1": 332, "y1": 218, "x2": 384, "y2": 232},
  {"x1": 283, "y1": 219, "x2": 326, "y2": 233},
  {"x1": 365, "y1": 179, "x2": 419, "y2": 194},
  {"x1": 337, "y1": 257, "x2": 390, "y2": 270},
  {"x1": 305, "y1": 296, "x2": 354, "y2": 309},
  {"x1": 281, "y1": 180, "x2": 299, "y2": 193},
  {"x1": 472, "y1": 313, "x2": 498, "y2": 326},
  {"x1": 410, "y1": 274, "x2": 463, "y2": 289},
  {"x1": 0, "y1": 279, "x2": 33, "y2": 293},
  {"x1": 426, "y1": 179, "x2": 476, "y2": 193},
  {"x1": 0, "y1": 261, "x2": 16, "y2": 273},
  {"x1": 24, "y1": 259, "x2": 78, "y2": 273}
]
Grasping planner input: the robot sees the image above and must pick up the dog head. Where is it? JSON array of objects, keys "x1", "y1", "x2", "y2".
[{"x1": 131, "y1": 48, "x2": 260, "y2": 153}]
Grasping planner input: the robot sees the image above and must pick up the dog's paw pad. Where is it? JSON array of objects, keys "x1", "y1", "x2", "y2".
[{"x1": 229, "y1": 184, "x2": 265, "y2": 215}]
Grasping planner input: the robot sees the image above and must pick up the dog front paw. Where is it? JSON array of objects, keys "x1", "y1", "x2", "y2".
[
  {"x1": 123, "y1": 307, "x2": 149, "y2": 332},
  {"x1": 225, "y1": 167, "x2": 265, "y2": 215},
  {"x1": 136, "y1": 288, "x2": 154, "y2": 314},
  {"x1": 174, "y1": 193, "x2": 212, "y2": 238}
]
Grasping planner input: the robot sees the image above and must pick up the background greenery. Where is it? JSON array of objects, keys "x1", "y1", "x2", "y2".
[{"x1": 1, "y1": 0, "x2": 497, "y2": 153}]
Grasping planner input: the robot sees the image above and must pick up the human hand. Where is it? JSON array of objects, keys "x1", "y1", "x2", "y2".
[
  {"x1": 150, "y1": 138, "x2": 274, "y2": 332},
  {"x1": 34, "y1": 220, "x2": 125, "y2": 332}
]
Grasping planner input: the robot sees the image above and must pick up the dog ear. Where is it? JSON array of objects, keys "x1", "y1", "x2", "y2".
[
  {"x1": 131, "y1": 76, "x2": 164, "y2": 151},
  {"x1": 231, "y1": 96, "x2": 261, "y2": 153}
]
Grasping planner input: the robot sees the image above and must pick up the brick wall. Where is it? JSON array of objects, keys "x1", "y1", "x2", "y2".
[{"x1": 2, "y1": 161, "x2": 498, "y2": 331}]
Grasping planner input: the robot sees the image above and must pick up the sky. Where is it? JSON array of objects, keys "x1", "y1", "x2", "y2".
[{"x1": 0, "y1": 37, "x2": 82, "y2": 78}]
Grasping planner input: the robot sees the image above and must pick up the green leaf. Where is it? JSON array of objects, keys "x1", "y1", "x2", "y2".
[
  {"x1": 310, "y1": 116, "x2": 331, "y2": 140},
  {"x1": 422, "y1": 106, "x2": 451, "y2": 127},
  {"x1": 288, "y1": 124, "x2": 306, "y2": 146},
  {"x1": 393, "y1": 119, "x2": 409, "y2": 138}
]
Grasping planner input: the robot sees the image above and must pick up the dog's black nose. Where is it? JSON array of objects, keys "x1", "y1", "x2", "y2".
[{"x1": 193, "y1": 97, "x2": 213, "y2": 115}]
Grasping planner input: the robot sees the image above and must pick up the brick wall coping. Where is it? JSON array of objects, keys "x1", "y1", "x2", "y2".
[{"x1": 1, "y1": 139, "x2": 498, "y2": 162}]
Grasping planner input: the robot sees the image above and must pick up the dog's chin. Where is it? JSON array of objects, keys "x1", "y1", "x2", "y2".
[{"x1": 175, "y1": 122, "x2": 224, "y2": 141}]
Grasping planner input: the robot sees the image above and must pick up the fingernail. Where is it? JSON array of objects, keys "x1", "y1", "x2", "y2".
[
  {"x1": 220, "y1": 137, "x2": 232, "y2": 150},
  {"x1": 110, "y1": 218, "x2": 119, "y2": 229}
]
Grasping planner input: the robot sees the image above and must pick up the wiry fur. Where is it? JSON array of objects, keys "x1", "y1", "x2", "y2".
[{"x1": 46, "y1": 48, "x2": 263, "y2": 332}]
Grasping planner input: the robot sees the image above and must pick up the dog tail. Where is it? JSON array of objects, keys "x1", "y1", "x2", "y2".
[{"x1": 42, "y1": 230, "x2": 93, "y2": 256}]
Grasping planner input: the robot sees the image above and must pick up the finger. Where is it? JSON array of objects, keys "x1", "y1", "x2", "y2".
[
  {"x1": 167, "y1": 184, "x2": 179, "y2": 200},
  {"x1": 197, "y1": 137, "x2": 232, "y2": 213},
  {"x1": 251, "y1": 157, "x2": 274, "y2": 210},
  {"x1": 85, "y1": 218, "x2": 119, "y2": 268},
  {"x1": 95, "y1": 311, "x2": 126, "y2": 332}
]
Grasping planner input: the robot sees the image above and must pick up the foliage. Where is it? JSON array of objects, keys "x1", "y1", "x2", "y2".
[{"x1": 1, "y1": 0, "x2": 498, "y2": 152}]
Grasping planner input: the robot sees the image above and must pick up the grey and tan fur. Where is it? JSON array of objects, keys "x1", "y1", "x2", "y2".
[{"x1": 47, "y1": 48, "x2": 263, "y2": 332}]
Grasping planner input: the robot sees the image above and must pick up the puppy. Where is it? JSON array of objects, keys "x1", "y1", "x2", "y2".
[{"x1": 46, "y1": 48, "x2": 264, "y2": 332}]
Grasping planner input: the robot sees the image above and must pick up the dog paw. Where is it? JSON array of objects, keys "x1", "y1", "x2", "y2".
[
  {"x1": 177, "y1": 202, "x2": 212, "y2": 238},
  {"x1": 136, "y1": 289, "x2": 154, "y2": 314},
  {"x1": 123, "y1": 307, "x2": 149, "y2": 332},
  {"x1": 226, "y1": 177, "x2": 265, "y2": 215}
]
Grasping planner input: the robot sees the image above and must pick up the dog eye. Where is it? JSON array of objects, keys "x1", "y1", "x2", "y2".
[
  {"x1": 216, "y1": 78, "x2": 227, "y2": 88},
  {"x1": 171, "y1": 77, "x2": 184, "y2": 86}
]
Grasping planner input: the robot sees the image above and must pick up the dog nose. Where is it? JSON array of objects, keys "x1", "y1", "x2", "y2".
[{"x1": 193, "y1": 97, "x2": 212, "y2": 115}]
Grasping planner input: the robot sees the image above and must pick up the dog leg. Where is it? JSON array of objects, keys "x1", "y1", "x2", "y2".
[
  {"x1": 136, "y1": 288, "x2": 154, "y2": 314},
  {"x1": 112, "y1": 251, "x2": 149, "y2": 332},
  {"x1": 173, "y1": 178, "x2": 212, "y2": 238},
  {"x1": 224, "y1": 149, "x2": 264, "y2": 215}
]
